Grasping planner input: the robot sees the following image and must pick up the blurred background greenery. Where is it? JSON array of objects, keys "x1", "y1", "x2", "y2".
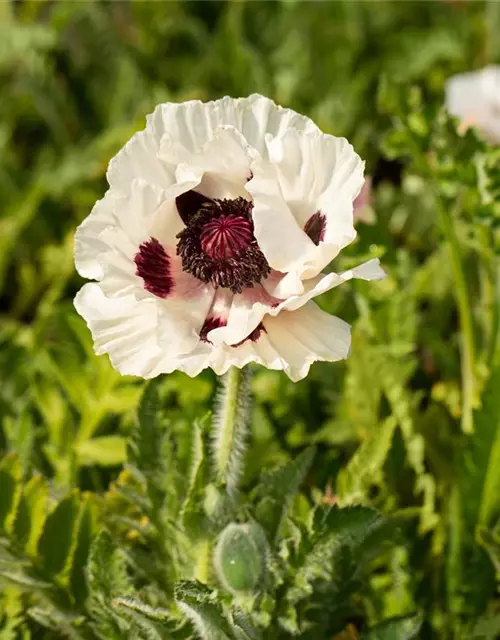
[{"x1": 2, "y1": 1, "x2": 500, "y2": 638}]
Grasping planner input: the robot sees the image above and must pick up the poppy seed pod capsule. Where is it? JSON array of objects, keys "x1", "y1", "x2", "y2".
[{"x1": 214, "y1": 522, "x2": 267, "y2": 593}]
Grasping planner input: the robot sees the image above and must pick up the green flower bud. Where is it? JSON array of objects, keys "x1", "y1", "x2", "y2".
[{"x1": 214, "y1": 522, "x2": 267, "y2": 593}]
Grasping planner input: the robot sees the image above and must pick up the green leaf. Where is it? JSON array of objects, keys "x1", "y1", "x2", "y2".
[
  {"x1": 112, "y1": 599, "x2": 172, "y2": 640},
  {"x1": 0, "y1": 470, "x2": 18, "y2": 534},
  {"x1": 181, "y1": 415, "x2": 210, "y2": 537},
  {"x1": 86, "y1": 530, "x2": 133, "y2": 600},
  {"x1": 469, "y1": 367, "x2": 500, "y2": 529},
  {"x1": 0, "y1": 585, "x2": 25, "y2": 640},
  {"x1": 0, "y1": 571, "x2": 52, "y2": 590},
  {"x1": 70, "y1": 494, "x2": 98, "y2": 602},
  {"x1": 470, "y1": 612, "x2": 500, "y2": 639},
  {"x1": 0, "y1": 455, "x2": 22, "y2": 535},
  {"x1": 254, "y1": 446, "x2": 315, "y2": 542},
  {"x1": 112, "y1": 598, "x2": 170, "y2": 621},
  {"x1": 378, "y1": 354, "x2": 438, "y2": 533},
  {"x1": 37, "y1": 490, "x2": 81, "y2": 580},
  {"x1": 75, "y1": 436, "x2": 128, "y2": 467},
  {"x1": 175, "y1": 582, "x2": 233, "y2": 640},
  {"x1": 337, "y1": 417, "x2": 397, "y2": 503},
  {"x1": 361, "y1": 614, "x2": 422, "y2": 639},
  {"x1": 13, "y1": 475, "x2": 48, "y2": 556},
  {"x1": 288, "y1": 506, "x2": 387, "y2": 606},
  {"x1": 86, "y1": 531, "x2": 134, "y2": 640}
]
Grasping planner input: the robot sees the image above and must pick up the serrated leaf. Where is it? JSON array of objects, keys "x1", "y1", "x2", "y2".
[
  {"x1": 469, "y1": 367, "x2": 500, "y2": 529},
  {"x1": 87, "y1": 530, "x2": 133, "y2": 600},
  {"x1": 0, "y1": 455, "x2": 22, "y2": 535},
  {"x1": 254, "y1": 447, "x2": 315, "y2": 543},
  {"x1": 86, "y1": 531, "x2": 134, "y2": 640},
  {"x1": 0, "y1": 470, "x2": 18, "y2": 534},
  {"x1": 0, "y1": 585, "x2": 25, "y2": 640},
  {"x1": 177, "y1": 600, "x2": 233, "y2": 640},
  {"x1": 37, "y1": 490, "x2": 81, "y2": 580},
  {"x1": 314, "y1": 505, "x2": 384, "y2": 543},
  {"x1": 26, "y1": 606, "x2": 87, "y2": 640},
  {"x1": 337, "y1": 417, "x2": 397, "y2": 503},
  {"x1": 112, "y1": 598, "x2": 170, "y2": 621},
  {"x1": 175, "y1": 590, "x2": 233, "y2": 640},
  {"x1": 13, "y1": 475, "x2": 48, "y2": 556},
  {"x1": 70, "y1": 494, "x2": 98, "y2": 603},
  {"x1": 378, "y1": 353, "x2": 438, "y2": 533},
  {"x1": 360, "y1": 613, "x2": 422, "y2": 639},
  {"x1": 0, "y1": 570, "x2": 52, "y2": 590},
  {"x1": 174, "y1": 580, "x2": 214, "y2": 604},
  {"x1": 287, "y1": 506, "x2": 390, "y2": 606},
  {"x1": 112, "y1": 598, "x2": 173, "y2": 640},
  {"x1": 75, "y1": 436, "x2": 128, "y2": 467}
]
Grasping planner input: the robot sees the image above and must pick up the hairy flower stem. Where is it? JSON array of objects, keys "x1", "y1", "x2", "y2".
[
  {"x1": 194, "y1": 539, "x2": 211, "y2": 584},
  {"x1": 212, "y1": 366, "x2": 252, "y2": 499},
  {"x1": 439, "y1": 202, "x2": 476, "y2": 434}
]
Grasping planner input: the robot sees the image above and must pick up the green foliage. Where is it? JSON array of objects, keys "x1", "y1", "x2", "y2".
[
  {"x1": 360, "y1": 614, "x2": 422, "y2": 640},
  {"x1": 2, "y1": 1, "x2": 500, "y2": 638},
  {"x1": 0, "y1": 454, "x2": 99, "y2": 637}
]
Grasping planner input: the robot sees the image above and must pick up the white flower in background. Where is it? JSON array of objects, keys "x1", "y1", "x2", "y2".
[
  {"x1": 74, "y1": 94, "x2": 384, "y2": 381},
  {"x1": 446, "y1": 66, "x2": 500, "y2": 143}
]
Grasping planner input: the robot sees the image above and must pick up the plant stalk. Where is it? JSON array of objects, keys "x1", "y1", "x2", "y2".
[
  {"x1": 212, "y1": 366, "x2": 251, "y2": 497},
  {"x1": 438, "y1": 204, "x2": 476, "y2": 433}
]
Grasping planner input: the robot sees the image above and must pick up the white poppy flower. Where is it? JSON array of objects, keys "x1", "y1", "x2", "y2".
[
  {"x1": 446, "y1": 66, "x2": 500, "y2": 143},
  {"x1": 74, "y1": 94, "x2": 385, "y2": 382}
]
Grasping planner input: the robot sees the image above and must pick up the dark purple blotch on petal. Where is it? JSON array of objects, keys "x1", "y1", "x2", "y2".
[
  {"x1": 304, "y1": 211, "x2": 326, "y2": 245},
  {"x1": 232, "y1": 322, "x2": 266, "y2": 348},
  {"x1": 135, "y1": 238, "x2": 173, "y2": 298},
  {"x1": 200, "y1": 316, "x2": 227, "y2": 344},
  {"x1": 176, "y1": 190, "x2": 213, "y2": 225}
]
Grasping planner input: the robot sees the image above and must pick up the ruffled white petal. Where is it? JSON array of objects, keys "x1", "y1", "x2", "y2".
[
  {"x1": 162, "y1": 126, "x2": 256, "y2": 200},
  {"x1": 246, "y1": 161, "x2": 316, "y2": 274},
  {"x1": 209, "y1": 258, "x2": 385, "y2": 347},
  {"x1": 107, "y1": 129, "x2": 175, "y2": 193},
  {"x1": 74, "y1": 190, "x2": 116, "y2": 280},
  {"x1": 74, "y1": 283, "x2": 207, "y2": 377},
  {"x1": 74, "y1": 171, "x2": 203, "y2": 284},
  {"x1": 150, "y1": 94, "x2": 319, "y2": 161},
  {"x1": 263, "y1": 302, "x2": 351, "y2": 381},
  {"x1": 155, "y1": 301, "x2": 348, "y2": 381},
  {"x1": 169, "y1": 301, "x2": 351, "y2": 381},
  {"x1": 247, "y1": 129, "x2": 364, "y2": 281}
]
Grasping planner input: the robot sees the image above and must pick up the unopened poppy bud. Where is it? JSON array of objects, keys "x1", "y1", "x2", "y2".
[{"x1": 214, "y1": 522, "x2": 267, "y2": 593}]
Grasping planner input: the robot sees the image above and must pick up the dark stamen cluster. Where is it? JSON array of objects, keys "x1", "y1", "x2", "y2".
[{"x1": 176, "y1": 195, "x2": 270, "y2": 293}]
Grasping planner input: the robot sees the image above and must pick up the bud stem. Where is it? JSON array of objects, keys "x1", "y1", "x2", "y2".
[{"x1": 212, "y1": 366, "x2": 252, "y2": 498}]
